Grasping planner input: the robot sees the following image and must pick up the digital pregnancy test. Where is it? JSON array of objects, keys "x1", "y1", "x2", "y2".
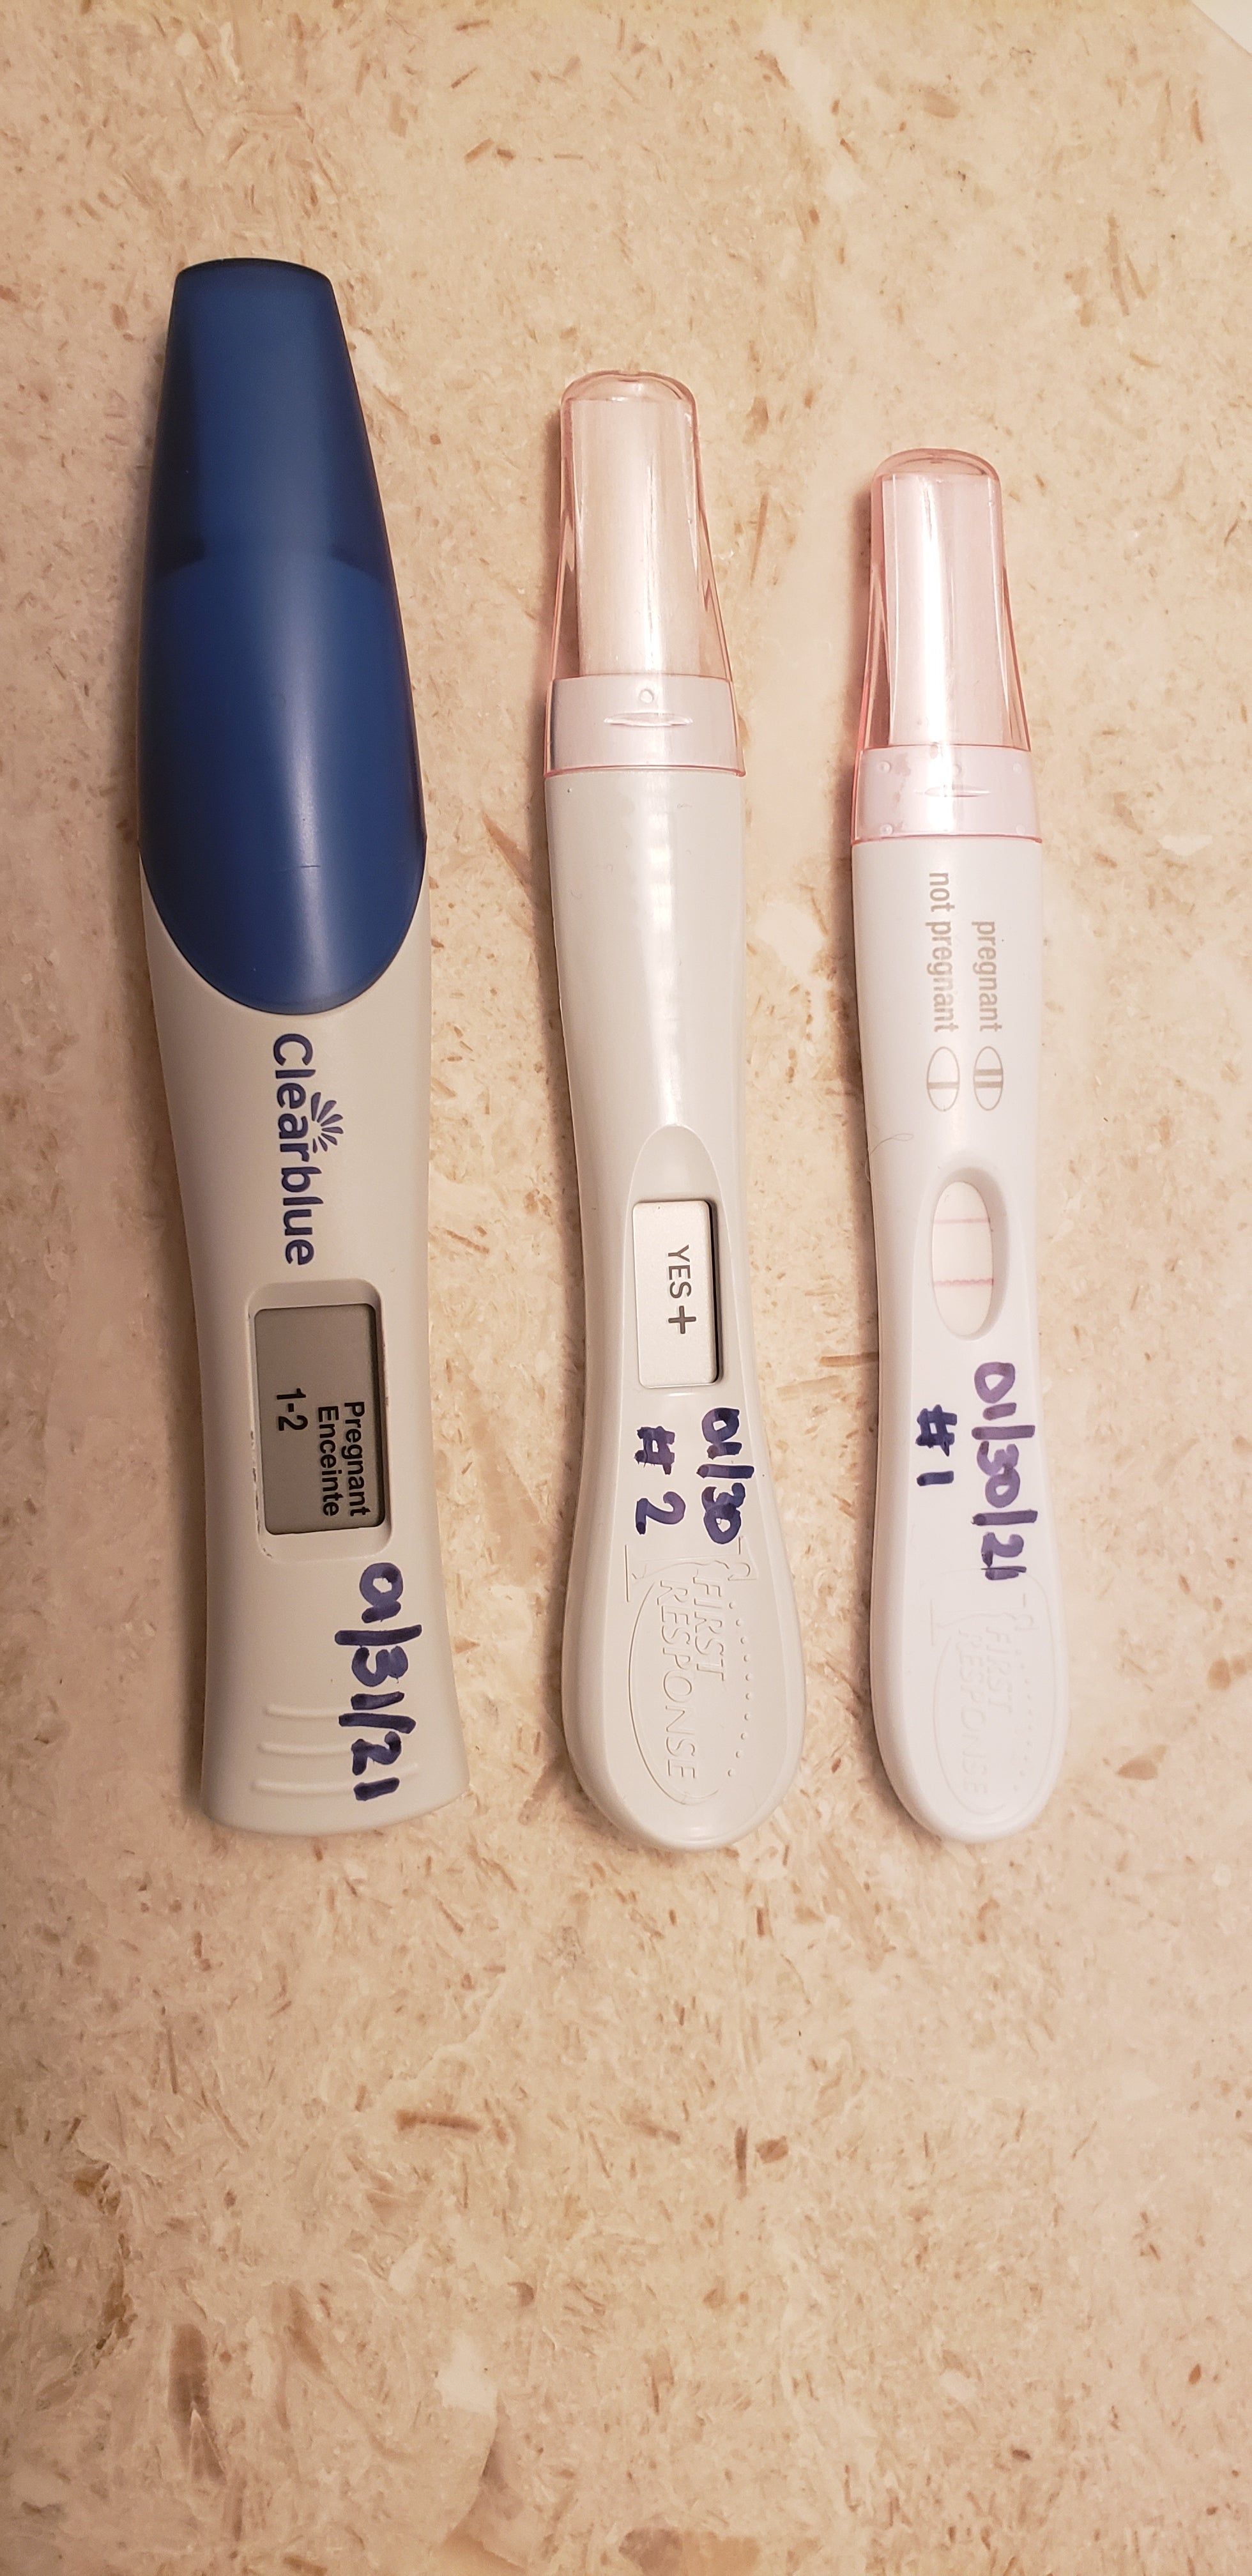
[
  {"x1": 544, "y1": 372, "x2": 805, "y2": 1848},
  {"x1": 851, "y1": 449, "x2": 1067, "y2": 1839},
  {"x1": 139, "y1": 259, "x2": 466, "y2": 1834}
]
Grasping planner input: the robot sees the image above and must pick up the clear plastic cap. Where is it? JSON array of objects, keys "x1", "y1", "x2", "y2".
[
  {"x1": 857, "y1": 450, "x2": 1030, "y2": 756},
  {"x1": 549, "y1": 373, "x2": 734, "y2": 686}
]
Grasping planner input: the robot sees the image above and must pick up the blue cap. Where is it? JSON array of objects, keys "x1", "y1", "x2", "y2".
[{"x1": 139, "y1": 259, "x2": 424, "y2": 1013}]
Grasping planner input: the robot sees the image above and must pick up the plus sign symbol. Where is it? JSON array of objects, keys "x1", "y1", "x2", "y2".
[{"x1": 668, "y1": 1303, "x2": 696, "y2": 1336}]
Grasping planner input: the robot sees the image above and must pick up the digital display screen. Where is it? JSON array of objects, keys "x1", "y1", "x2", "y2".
[{"x1": 254, "y1": 1303, "x2": 386, "y2": 1535}]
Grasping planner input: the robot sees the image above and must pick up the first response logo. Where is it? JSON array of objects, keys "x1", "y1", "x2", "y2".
[{"x1": 273, "y1": 1032, "x2": 344, "y2": 1266}]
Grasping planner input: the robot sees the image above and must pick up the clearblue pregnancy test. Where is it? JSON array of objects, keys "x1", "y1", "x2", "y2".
[
  {"x1": 139, "y1": 259, "x2": 467, "y2": 1834},
  {"x1": 544, "y1": 372, "x2": 805, "y2": 1848},
  {"x1": 851, "y1": 449, "x2": 1067, "y2": 1839}
]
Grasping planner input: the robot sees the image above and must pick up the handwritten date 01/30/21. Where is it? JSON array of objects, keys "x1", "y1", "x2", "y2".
[
  {"x1": 634, "y1": 1406, "x2": 751, "y2": 1547},
  {"x1": 914, "y1": 1360, "x2": 1037, "y2": 1582}
]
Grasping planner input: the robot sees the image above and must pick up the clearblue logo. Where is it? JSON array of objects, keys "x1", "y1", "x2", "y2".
[
  {"x1": 272, "y1": 1033, "x2": 344, "y2": 1266},
  {"x1": 308, "y1": 1091, "x2": 344, "y2": 1151}
]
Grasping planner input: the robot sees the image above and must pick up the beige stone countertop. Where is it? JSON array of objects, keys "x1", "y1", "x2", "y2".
[{"x1": 2, "y1": 4, "x2": 1251, "y2": 2570}]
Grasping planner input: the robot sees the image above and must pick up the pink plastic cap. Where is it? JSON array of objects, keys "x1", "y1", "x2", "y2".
[
  {"x1": 546, "y1": 373, "x2": 742, "y2": 774},
  {"x1": 853, "y1": 450, "x2": 1039, "y2": 843}
]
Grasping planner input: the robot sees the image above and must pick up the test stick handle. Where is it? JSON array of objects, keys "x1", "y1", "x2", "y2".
[
  {"x1": 852, "y1": 835, "x2": 1067, "y2": 1839},
  {"x1": 547, "y1": 765, "x2": 804, "y2": 1848}
]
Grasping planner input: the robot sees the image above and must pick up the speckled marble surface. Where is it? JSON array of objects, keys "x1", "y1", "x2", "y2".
[{"x1": 2, "y1": 4, "x2": 1251, "y2": 2570}]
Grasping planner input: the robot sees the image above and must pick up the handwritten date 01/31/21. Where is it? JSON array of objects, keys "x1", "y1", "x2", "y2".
[
  {"x1": 634, "y1": 1406, "x2": 751, "y2": 1547},
  {"x1": 333, "y1": 1560, "x2": 420, "y2": 1802}
]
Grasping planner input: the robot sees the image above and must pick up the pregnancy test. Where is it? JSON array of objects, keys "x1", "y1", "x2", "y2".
[
  {"x1": 851, "y1": 448, "x2": 1067, "y2": 1839},
  {"x1": 544, "y1": 372, "x2": 805, "y2": 1848},
  {"x1": 139, "y1": 259, "x2": 467, "y2": 1834}
]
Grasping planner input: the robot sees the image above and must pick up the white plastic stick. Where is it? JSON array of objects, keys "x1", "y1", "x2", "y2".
[
  {"x1": 546, "y1": 374, "x2": 805, "y2": 1847},
  {"x1": 851, "y1": 450, "x2": 1067, "y2": 1839}
]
